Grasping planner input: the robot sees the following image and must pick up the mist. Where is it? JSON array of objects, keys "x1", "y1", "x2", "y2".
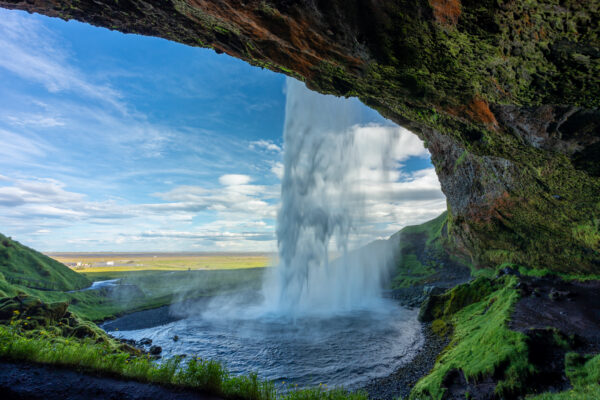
[
  {"x1": 170, "y1": 79, "x2": 414, "y2": 320},
  {"x1": 259, "y1": 79, "x2": 403, "y2": 317}
]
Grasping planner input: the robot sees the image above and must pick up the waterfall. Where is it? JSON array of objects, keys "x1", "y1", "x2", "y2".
[{"x1": 262, "y1": 79, "x2": 398, "y2": 317}]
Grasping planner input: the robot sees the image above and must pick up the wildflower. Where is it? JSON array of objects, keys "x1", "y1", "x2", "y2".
[
  {"x1": 13, "y1": 310, "x2": 19, "y2": 315},
  {"x1": 26, "y1": 316, "x2": 31, "y2": 320}
]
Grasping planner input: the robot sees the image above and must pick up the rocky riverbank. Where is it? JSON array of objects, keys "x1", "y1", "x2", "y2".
[{"x1": 362, "y1": 322, "x2": 449, "y2": 400}]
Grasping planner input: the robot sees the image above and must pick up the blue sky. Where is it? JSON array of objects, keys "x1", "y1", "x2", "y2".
[{"x1": 0, "y1": 9, "x2": 446, "y2": 252}]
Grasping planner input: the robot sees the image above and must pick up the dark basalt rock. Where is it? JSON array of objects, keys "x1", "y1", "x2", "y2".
[
  {"x1": 149, "y1": 345, "x2": 162, "y2": 355},
  {"x1": 138, "y1": 338, "x2": 152, "y2": 346},
  {"x1": 0, "y1": 0, "x2": 598, "y2": 274},
  {"x1": 510, "y1": 275, "x2": 600, "y2": 354}
]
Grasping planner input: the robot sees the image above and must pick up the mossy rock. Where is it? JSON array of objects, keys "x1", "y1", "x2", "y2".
[{"x1": 419, "y1": 277, "x2": 496, "y2": 322}]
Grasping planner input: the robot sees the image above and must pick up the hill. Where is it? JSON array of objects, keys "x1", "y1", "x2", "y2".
[
  {"x1": 389, "y1": 212, "x2": 473, "y2": 289},
  {"x1": 0, "y1": 233, "x2": 90, "y2": 291}
]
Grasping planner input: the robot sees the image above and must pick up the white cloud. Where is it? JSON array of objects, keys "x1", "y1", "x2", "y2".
[
  {"x1": 270, "y1": 162, "x2": 284, "y2": 179},
  {"x1": 0, "y1": 122, "x2": 445, "y2": 252},
  {"x1": 0, "y1": 128, "x2": 55, "y2": 161},
  {"x1": 250, "y1": 139, "x2": 282, "y2": 153},
  {"x1": 0, "y1": 11, "x2": 126, "y2": 112},
  {"x1": 4, "y1": 113, "x2": 65, "y2": 128},
  {"x1": 219, "y1": 174, "x2": 252, "y2": 186}
]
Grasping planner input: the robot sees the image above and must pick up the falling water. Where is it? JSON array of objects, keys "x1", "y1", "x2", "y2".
[
  {"x1": 262, "y1": 79, "x2": 399, "y2": 316},
  {"x1": 109, "y1": 79, "x2": 424, "y2": 388}
]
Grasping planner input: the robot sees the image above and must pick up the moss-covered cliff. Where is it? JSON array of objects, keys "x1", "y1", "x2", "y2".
[{"x1": 1, "y1": 0, "x2": 598, "y2": 272}]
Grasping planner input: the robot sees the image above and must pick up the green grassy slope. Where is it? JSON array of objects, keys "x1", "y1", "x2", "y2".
[
  {"x1": 389, "y1": 212, "x2": 476, "y2": 289},
  {"x1": 0, "y1": 234, "x2": 90, "y2": 291},
  {"x1": 0, "y1": 267, "x2": 264, "y2": 322}
]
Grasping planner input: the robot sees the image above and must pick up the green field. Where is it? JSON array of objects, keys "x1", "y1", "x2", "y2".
[
  {"x1": 0, "y1": 238, "x2": 270, "y2": 322},
  {"x1": 50, "y1": 253, "x2": 273, "y2": 277}
]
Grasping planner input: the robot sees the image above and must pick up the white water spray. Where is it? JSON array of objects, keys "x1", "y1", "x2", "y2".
[{"x1": 262, "y1": 79, "x2": 400, "y2": 316}]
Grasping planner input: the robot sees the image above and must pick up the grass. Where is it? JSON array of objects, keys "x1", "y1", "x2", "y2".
[
  {"x1": 495, "y1": 262, "x2": 600, "y2": 283},
  {"x1": 0, "y1": 234, "x2": 90, "y2": 291},
  {"x1": 530, "y1": 354, "x2": 600, "y2": 399},
  {"x1": 390, "y1": 212, "x2": 475, "y2": 289},
  {"x1": 411, "y1": 276, "x2": 532, "y2": 399},
  {"x1": 0, "y1": 316, "x2": 367, "y2": 400},
  {"x1": 0, "y1": 234, "x2": 269, "y2": 321},
  {"x1": 0, "y1": 268, "x2": 266, "y2": 322},
  {"x1": 0, "y1": 322, "x2": 274, "y2": 400}
]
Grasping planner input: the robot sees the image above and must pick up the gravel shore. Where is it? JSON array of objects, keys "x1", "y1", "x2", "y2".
[{"x1": 362, "y1": 322, "x2": 448, "y2": 400}]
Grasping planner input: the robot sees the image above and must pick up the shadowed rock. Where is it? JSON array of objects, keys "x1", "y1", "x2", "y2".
[{"x1": 0, "y1": 0, "x2": 598, "y2": 273}]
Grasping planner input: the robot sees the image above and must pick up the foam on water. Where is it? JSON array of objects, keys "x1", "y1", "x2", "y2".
[{"x1": 109, "y1": 300, "x2": 422, "y2": 389}]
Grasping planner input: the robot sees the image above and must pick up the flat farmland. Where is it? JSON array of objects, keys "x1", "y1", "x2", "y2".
[{"x1": 47, "y1": 253, "x2": 275, "y2": 280}]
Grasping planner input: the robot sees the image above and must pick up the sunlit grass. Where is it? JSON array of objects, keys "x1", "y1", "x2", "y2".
[
  {"x1": 0, "y1": 323, "x2": 366, "y2": 400},
  {"x1": 411, "y1": 276, "x2": 532, "y2": 399}
]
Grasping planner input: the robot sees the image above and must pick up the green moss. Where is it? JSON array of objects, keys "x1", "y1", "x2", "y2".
[
  {"x1": 214, "y1": 25, "x2": 230, "y2": 35},
  {"x1": 453, "y1": 150, "x2": 468, "y2": 172},
  {"x1": 0, "y1": 295, "x2": 366, "y2": 400},
  {"x1": 411, "y1": 276, "x2": 533, "y2": 399},
  {"x1": 391, "y1": 212, "x2": 475, "y2": 288}
]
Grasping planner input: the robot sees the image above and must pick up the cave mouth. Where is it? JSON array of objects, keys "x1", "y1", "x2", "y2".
[
  {"x1": 0, "y1": 9, "x2": 446, "y2": 256},
  {"x1": 0, "y1": 9, "x2": 452, "y2": 389}
]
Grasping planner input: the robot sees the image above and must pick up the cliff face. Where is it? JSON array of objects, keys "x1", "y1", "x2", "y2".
[{"x1": 2, "y1": 0, "x2": 598, "y2": 272}]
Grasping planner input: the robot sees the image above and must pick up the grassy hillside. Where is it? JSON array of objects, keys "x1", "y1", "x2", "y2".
[
  {"x1": 389, "y1": 212, "x2": 475, "y2": 289},
  {"x1": 0, "y1": 266, "x2": 265, "y2": 322},
  {"x1": 0, "y1": 234, "x2": 90, "y2": 291}
]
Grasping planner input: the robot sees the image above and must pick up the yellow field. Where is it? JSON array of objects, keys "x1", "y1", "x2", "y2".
[{"x1": 50, "y1": 254, "x2": 273, "y2": 273}]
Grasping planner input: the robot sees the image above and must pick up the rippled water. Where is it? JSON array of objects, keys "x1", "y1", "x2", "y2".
[{"x1": 108, "y1": 300, "x2": 422, "y2": 389}]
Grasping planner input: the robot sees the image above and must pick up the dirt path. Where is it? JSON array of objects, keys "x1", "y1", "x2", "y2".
[{"x1": 0, "y1": 361, "x2": 222, "y2": 400}]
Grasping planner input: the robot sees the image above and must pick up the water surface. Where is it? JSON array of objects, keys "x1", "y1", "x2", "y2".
[{"x1": 108, "y1": 300, "x2": 422, "y2": 389}]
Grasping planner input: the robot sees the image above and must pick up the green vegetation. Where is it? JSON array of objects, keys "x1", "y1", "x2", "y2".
[
  {"x1": 1, "y1": 224, "x2": 598, "y2": 400},
  {"x1": 0, "y1": 294, "x2": 367, "y2": 400},
  {"x1": 390, "y1": 212, "x2": 448, "y2": 288},
  {"x1": 412, "y1": 276, "x2": 532, "y2": 398},
  {"x1": 0, "y1": 234, "x2": 90, "y2": 291},
  {"x1": 0, "y1": 324, "x2": 273, "y2": 400},
  {"x1": 63, "y1": 254, "x2": 270, "y2": 275},
  {"x1": 497, "y1": 263, "x2": 600, "y2": 283},
  {"x1": 0, "y1": 234, "x2": 267, "y2": 321},
  {"x1": 390, "y1": 212, "x2": 476, "y2": 289},
  {"x1": 0, "y1": 267, "x2": 265, "y2": 322},
  {"x1": 530, "y1": 353, "x2": 600, "y2": 399}
]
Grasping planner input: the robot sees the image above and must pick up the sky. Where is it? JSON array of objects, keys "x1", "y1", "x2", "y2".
[{"x1": 0, "y1": 9, "x2": 447, "y2": 252}]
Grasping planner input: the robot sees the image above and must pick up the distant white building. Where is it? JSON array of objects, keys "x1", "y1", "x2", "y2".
[{"x1": 106, "y1": 261, "x2": 114, "y2": 266}]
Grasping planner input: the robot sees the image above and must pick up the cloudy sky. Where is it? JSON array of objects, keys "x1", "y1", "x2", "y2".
[{"x1": 0, "y1": 9, "x2": 446, "y2": 252}]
